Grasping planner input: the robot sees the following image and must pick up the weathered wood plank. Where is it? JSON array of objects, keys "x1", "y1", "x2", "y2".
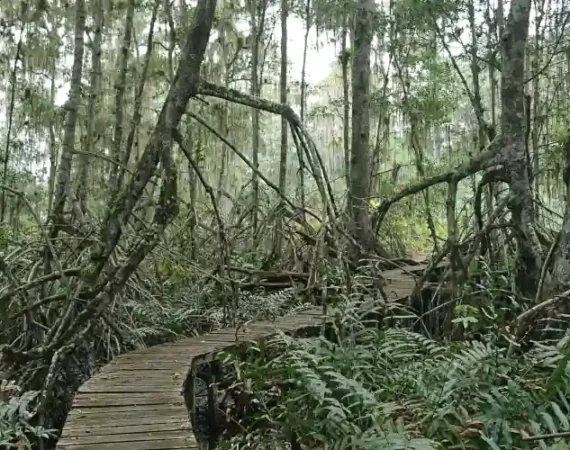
[
  {"x1": 79, "y1": 384, "x2": 180, "y2": 393},
  {"x1": 73, "y1": 393, "x2": 183, "y2": 408},
  {"x1": 95, "y1": 370, "x2": 186, "y2": 379},
  {"x1": 65, "y1": 414, "x2": 185, "y2": 426},
  {"x1": 59, "y1": 429, "x2": 192, "y2": 445},
  {"x1": 57, "y1": 438, "x2": 196, "y2": 450},
  {"x1": 64, "y1": 418, "x2": 189, "y2": 434}
]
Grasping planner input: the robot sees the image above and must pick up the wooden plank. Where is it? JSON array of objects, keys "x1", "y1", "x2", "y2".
[
  {"x1": 95, "y1": 370, "x2": 186, "y2": 380},
  {"x1": 57, "y1": 437, "x2": 196, "y2": 450},
  {"x1": 192, "y1": 335, "x2": 239, "y2": 345},
  {"x1": 63, "y1": 418, "x2": 189, "y2": 434},
  {"x1": 73, "y1": 393, "x2": 183, "y2": 408},
  {"x1": 62, "y1": 414, "x2": 188, "y2": 430},
  {"x1": 63, "y1": 414, "x2": 187, "y2": 428},
  {"x1": 66, "y1": 405, "x2": 185, "y2": 419},
  {"x1": 79, "y1": 384, "x2": 180, "y2": 394},
  {"x1": 109, "y1": 359, "x2": 189, "y2": 367},
  {"x1": 104, "y1": 361, "x2": 188, "y2": 370},
  {"x1": 81, "y1": 375, "x2": 181, "y2": 386},
  {"x1": 117, "y1": 346, "x2": 193, "y2": 354},
  {"x1": 117, "y1": 355, "x2": 190, "y2": 363},
  {"x1": 60, "y1": 426, "x2": 192, "y2": 442},
  {"x1": 58, "y1": 429, "x2": 192, "y2": 445}
]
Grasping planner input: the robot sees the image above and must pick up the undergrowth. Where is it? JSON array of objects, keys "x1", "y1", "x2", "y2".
[
  {"x1": 220, "y1": 298, "x2": 570, "y2": 450},
  {"x1": 0, "y1": 381, "x2": 54, "y2": 448}
]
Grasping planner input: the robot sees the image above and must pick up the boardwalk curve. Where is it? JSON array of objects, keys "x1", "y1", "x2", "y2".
[{"x1": 56, "y1": 260, "x2": 439, "y2": 450}]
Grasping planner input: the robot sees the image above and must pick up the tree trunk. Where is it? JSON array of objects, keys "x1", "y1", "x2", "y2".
[
  {"x1": 1, "y1": 29, "x2": 23, "y2": 223},
  {"x1": 249, "y1": 0, "x2": 268, "y2": 240},
  {"x1": 108, "y1": 0, "x2": 136, "y2": 193},
  {"x1": 78, "y1": 0, "x2": 103, "y2": 210},
  {"x1": 275, "y1": 0, "x2": 288, "y2": 256},
  {"x1": 349, "y1": 0, "x2": 375, "y2": 258},
  {"x1": 90, "y1": 0, "x2": 218, "y2": 278},
  {"x1": 298, "y1": 0, "x2": 310, "y2": 218},
  {"x1": 551, "y1": 136, "x2": 570, "y2": 295},
  {"x1": 500, "y1": 0, "x2": 542, "y2": 295},
  {"x1": 341, "y1": 14, "x2": 351, "y2": 193},
  {"x1": 49, "y1": 0, "x2": 86, "y2": 232}
]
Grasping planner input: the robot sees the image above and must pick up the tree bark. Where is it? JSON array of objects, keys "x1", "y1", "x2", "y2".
[
  {"x1": 49, "y1": 0, "x2": 86, "y2": 232},
  {"x1": 108, "y1": 0, "x2": 136, "y2": 193},
  {"x1": 341, "y1": 14, "x2": 351, "y2": 193},
  {"x1": 500, "y1": 0, "x2": 542, "y2": 296},
  {"x1": 349, "y1": 0, "x2": 375, "y2": 259},
  {"x1": 275, "y1": 0, "x2": 288, "y2": 256},
  {"x1": 249, "y1": 0, "x2": 269, "y2": 240},
  {"x1": 91, "y1": 0, "x2": 218, "y2": 278},
  {"x1": 78, "y1": 0, "x2": 103, "y2": 210}
]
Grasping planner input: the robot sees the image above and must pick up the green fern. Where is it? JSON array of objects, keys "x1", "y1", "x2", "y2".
[{"x1": 222, "y1": 319, "x2": 570, "y2": 450}]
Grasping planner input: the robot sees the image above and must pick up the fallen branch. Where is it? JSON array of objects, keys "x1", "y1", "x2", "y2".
[
  {"x1": 522, "y1": 430, "x2": 570, "y2": 441},
  {"x1": 513, "y1": 287, "x2": 570, "y2": 327},
  {"x1": 225, "y1": 266, "x2": 309, "y2": 280}
]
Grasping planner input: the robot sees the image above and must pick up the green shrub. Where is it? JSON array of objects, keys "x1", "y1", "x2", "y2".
[
  {"x1": 221, "y1": 303, "x2": 570, "y2": 450},
  {"x1": 0, "y1": 382, "x2": 55, "y2": 448}
]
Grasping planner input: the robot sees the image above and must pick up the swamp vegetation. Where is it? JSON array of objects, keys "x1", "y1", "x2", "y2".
[{"x1": 1, "y1": 0, "x2": 570, "y2": 448}]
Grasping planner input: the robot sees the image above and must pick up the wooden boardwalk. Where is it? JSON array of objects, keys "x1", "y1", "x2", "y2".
[{"x1": 56, "y1": 261, "x2": 438, "y2": 450}]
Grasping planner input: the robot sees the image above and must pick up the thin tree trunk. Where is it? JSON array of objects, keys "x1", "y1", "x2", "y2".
[
  {"x1": 369, "y1": 35, "x2": 391, "y2": 197},
  {"x1": 216, "y1": 15, "x2": 229, "y2": 207},
  {"x1": 0, "y1": 28, "x2": 23, "y2": 223},
  {"x1": 78, "y1": 0, "x2": 103, "y2": 210},
  {"x1": 49, "y1": 0, "x2": 86, "y2": 231},
  {"x1": 275, "y1": 0, "x2": 288, "y2": 256},
  {"x1": 119, "y1": 0, "x2": 159, "y2": 190},
  {"x1": 47, "y1": 57, "x2": 58, "y2": 218},
  {"x1": 349, "y1": 0, "x2": 375, "y2": 258},
  {"x1": 532, "y1": 0, "x2": 546, "y2": 218},
  {"x1": 341, "y1": 14, "x2": 351, "y2": 192},
  {"x1": 249, "y1": 0, "x2": 268, "y2": 240},
  {"x1": 298, "y1": 0, "x2": 310, "y2": 219},
  {"x1": 188, "y1": 126, "x2": 198, "y2": 260},
  {"x1": 109, "y1": 0, "x2": 136, "y2": 193}
]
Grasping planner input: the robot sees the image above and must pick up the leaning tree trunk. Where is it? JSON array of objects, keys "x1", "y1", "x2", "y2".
[{"x1": 0, "y1": 0, "x2": 219, "y2": 428}]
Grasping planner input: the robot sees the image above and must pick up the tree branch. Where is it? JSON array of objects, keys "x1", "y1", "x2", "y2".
[{"x1": 373, "y1": 137, "x2": 504, "y2": 232}]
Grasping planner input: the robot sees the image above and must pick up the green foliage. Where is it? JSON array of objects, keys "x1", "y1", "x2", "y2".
[
  {"x1": 122, "y1": 258, "x2": 308, "y2": 345},
  {"x1": 0, "y1": 223, "x2": 13, "y2": 250},
  {"x1": 0, "y1": 385, "x2": 55, "y2": 448},
  {"x1": 221, "y1": 303, "x2": 570, "y2": 450}
]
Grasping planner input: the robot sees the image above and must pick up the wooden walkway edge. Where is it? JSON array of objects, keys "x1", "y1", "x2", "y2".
[{"x1": 56, "y1": 261, "x2": 437, "y2": 450}]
